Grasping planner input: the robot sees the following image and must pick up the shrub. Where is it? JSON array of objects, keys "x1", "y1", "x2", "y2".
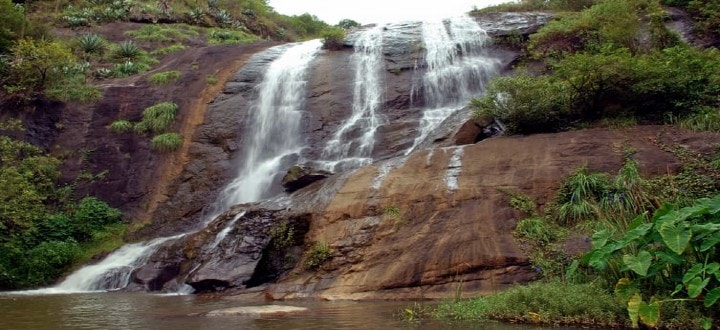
[
  {"x1": 135, "y1": 102, "x2": 178, "y2": 134},
  {"x1": 109, "y1": 120, "x2": 133, "y2": 133},
  {"x1": 124, "y1": 24, "x2": 198, "y2": 43},
  {"x1": 148, "y1": 70, "x2": 181, "y2": 85},
  {"x1": 304, "y1": 241, "x2": 331, "y2": 270},
  {"x1": 515, "y1": 217, "x2": 560, "y2": 245},
  {"x1": 5, "y1": 39, "x2": 74, "y2": 93},
  {"x1": 151, "y1": 132, "x2": 182, "y2": 152},
  {"x1": 205, "y1": 74, "x2": 218, "y2": 85},
  {"x1": 322, "y1": 27, "x2": 345, "y2": 50}
]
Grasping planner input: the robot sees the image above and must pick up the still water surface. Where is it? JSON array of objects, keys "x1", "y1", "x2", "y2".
[{"x1": 1, "y1": 292, "x2": 542, "y2": 329}]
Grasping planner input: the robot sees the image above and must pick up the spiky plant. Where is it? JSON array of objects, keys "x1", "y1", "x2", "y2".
[{"x1": 78, "y1": 33, "x2": 105, "y2": 55}]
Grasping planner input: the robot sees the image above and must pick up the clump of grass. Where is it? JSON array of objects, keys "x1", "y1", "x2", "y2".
[
  {"x1": 208, "y1": 29, "x2": 260, "y2": 45},
  {"x1": 135, "y1": 102, "x2": 178, "y2": 134},
  {"x1": 124, "y1": 24, "x2": 198, "y2": 43},
  {"x1": 432, "y1": 281, "x2": 625, "y2": 327},
  {"x1": 150, "y1": 44, "x2": 187, "y2": 56},
  {"x1": 679, "y1": 107, "x2": 720, "y2": 132},
  {"x1": 304, "y1": 241, "x2": 332, "y2": 270},
  {"x1": 205, "y1": 74, "x2": 218, "y2": 85},
  {"x1": 148, "y1": 70, "x2": 181, "y2": 85},
  {"x1": 514, "y1": 217, "x2": 560, "y2": 245},
  {"x1": 109, "y1": 120, "x2": 133, "y2": 134},
  {"x1": 151, "y1": 132, "x2": 182, "y2": 152}
]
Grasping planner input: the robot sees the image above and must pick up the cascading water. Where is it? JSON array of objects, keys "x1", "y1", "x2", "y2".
[
  {"x1": 217, "y1": 40, "x2": 323, "y2": 205},
  {"x1": 408, "y1": 15, "x2": 501, "y2": 153},
  {"x1": 26, "y1": 234, "x2": 183, "y2": 293},
  {"x1": 38, "y1": 41, "x2": 323, "y2": 294},
  {"x1": 317, "y1": 25, "x2": 385, "y2": 172}
]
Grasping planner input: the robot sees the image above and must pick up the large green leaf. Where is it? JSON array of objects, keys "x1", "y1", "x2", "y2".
[
  {"x1": 651, "y1": 203, "x2": 674, "y2": 223},
  {"x1": 623, "y1": 251, "x2": 652, "y2": 277},
  {"x1": 700, "y1": 231, "x2": 720, "y2": 252},
  {"x1": 705, "y1": 287, "x2": 720, "y2": 307},
  {"x1": 615, "y1": 278, "x2": 637, "y2": 303},
  {"x1": 627, "y1": 293, "x2": 642, "y2": 328},
  {"x1": 659, "y1": 222, "x2": 691, "y2": 255},
  {"x1": 592, "y1": 229, "x2": 612, "y2": 249},
  {"x1": 683, "y1": 263, "x2": 705, "y2": 284},
  {"x1": 618, "y1": 223, "x2": 653, "y2": 247},
  {"x1": 638, "y1": 300, "x2": 660, "y2": 328},
  {"x1": 705, "y1": 195, "x2": 720, "y2": 214},
  {"x1": 687, "y1": 276, "x2": 710, "y2": 298}
]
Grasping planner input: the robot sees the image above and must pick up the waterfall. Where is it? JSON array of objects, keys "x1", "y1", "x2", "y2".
[
  {"x1": 36, "y1": 41, "x2": 322, "y2": 294},
  {"x1": 408, "y1": 15, "x2": 501, "y2": 153},
  {"x1": 318, "y1": 25, "x2": 385, "y2": 172},
  {"x1": 208, "y1": 211, "x2": 246, "y2": 249},
  {"x1": 218, "y1": 40, "x2": 323, "y2": 205}
]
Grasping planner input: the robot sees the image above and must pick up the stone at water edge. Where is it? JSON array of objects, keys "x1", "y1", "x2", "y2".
[
  {"x1": 205, "y1": 305, "x2": 309, "y2": 317},
  {"x1": 281, "y1": 165, "x2": 333, "y2": 193}
]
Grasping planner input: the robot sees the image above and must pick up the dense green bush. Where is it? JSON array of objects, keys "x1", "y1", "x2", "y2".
[
  {"x1": 0, "y1": 0, "x2": 28, "y2": 54},
  {"x1": 321, "y1": 27, "x2": 345, "y2": 50},
  {"x1": 0, "y1": 133, "x2": 123, "y2": 289}
]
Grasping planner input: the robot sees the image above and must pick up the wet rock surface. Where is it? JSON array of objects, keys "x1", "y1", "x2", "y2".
[{"x1": 281, "y1": 165, "x2": 333, "y2": 193}]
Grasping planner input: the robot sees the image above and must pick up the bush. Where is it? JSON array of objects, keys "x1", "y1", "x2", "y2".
[
  {"x1": 135, "y1": 102, "x2": 178, "y2": 134},
  {"x1": 151, "y1": 132, "x2": 182, "y2": 152},
  {"x1": 304, "y1": 241, "x2": 331, "y2": 270},
  {"x1": 148, "y1": 70, "x2": 181, "y2": 85},
  {"x1": 207, "y1": 29, "x2": 260, "y2": 44},
  {"x1": 321, "y1": 27, "x2": 345, "y2": 50},
  {"x1": 4, "y1": 38, "x2": 74, "y2": 93},
  {"x1": 109, "y1": 120, "x2": 133, "y2": 133}
]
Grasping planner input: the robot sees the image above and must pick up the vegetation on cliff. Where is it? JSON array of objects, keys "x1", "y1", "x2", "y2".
[
  {"x1": 0, "y1": 123, "x2": 124, "y2": 289},
  {"x1": 472, "y1": 0, "x2": 720, "y2": 135}
]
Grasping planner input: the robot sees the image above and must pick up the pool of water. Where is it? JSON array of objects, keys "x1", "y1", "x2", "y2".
[{"x1": 1, "y1": 292, "x2": 542, "y2": 329}]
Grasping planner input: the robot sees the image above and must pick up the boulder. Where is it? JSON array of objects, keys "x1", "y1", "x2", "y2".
[
  {"x1": 205, "y1": 305, "x2": 308, "y2": 317},
  {"x1": 281, "y1": 166, "x2": 333, "y2": 193}
]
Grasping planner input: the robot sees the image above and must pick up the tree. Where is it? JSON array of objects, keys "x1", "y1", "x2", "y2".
[
  {"x1": 336, "y1": 19, "x2": 360, "y2": 30},
  {"x1": 5, "y1": 38, "x2": 73, "y2": 93}
]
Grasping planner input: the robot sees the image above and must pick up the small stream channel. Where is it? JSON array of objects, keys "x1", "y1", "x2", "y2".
[{"x1": 1, "y1": 292, "x2": 551, "y2": 329}]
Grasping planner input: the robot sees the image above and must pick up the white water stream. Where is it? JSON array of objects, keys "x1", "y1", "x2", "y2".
[
  {"x1": 318, "y1": 25, "x2": 386, "y2": 172},
  {"x1": 408, "y1": 15, "x2": 500, "y2": 153},
  {"x1": 217, "y1": 39, "x2": 323, "y2": 205}
]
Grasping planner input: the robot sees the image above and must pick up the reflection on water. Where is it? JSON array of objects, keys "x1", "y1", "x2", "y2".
[{"x1": 1, "y1": 293, "x2": 540, "y2": 330}]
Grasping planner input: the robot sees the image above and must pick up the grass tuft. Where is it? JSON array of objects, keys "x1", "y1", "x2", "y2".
[
  {"x1": 109, "y1": 120, "x2": 133, "y2": 134},
  {"x1": 151, "y1": 132, "x2": 183, "y2": 152},
  {"x1": 148, "y1": 70, "x2": 181, "y2": 85},
  {"x1": 135, "y1": 102, "x2": 178, "y2": 134}
]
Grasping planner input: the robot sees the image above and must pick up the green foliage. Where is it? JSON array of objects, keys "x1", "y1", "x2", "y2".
[
  {"x1": 336, "y1": 19, "x2": 360, "y2": 29},
  {"x1": 77, "y1": 33, "x2": 106, "y2": 56},
  {"x1": 474, "y1": 0, "x2": 597, "y2": 13},
  {"x1": 0, "y1": 0, "x2": 28, "y2": 54},
  {"x1": 554, "y1": 166, "x2": 610, "y2": 225},
  {"x1": 150, "y1": 132, "x2": 182, "y2": 152},
  {"x1": 150, "y1": 43, "x2": 187, "y2": 56},
  {"x1": 207, "y1": 29, "x2": 260, "y2": 44},
  {"x1": 124, "y1": 24, "x2": 198, "y2": 43},
  {"x1": 471, "y1": 72, "x2": 571, "y2": 134},
  {"x1": 205, "y1": 74, "x2": 218, "y2": 85},
  {"x1": 304, "y1": 241, "x2": 331, "y2": 270},
  {"x1": 46, "y1": 73, "x2": 103, "y2": 103},
  {"x1": 0, "y1": 135, "x2": 123, "y2": 289},
  {"x1": 269, "y1": 220, "x2": 295, "y2": 250},
  {"x1": 431, "y1": 281, "x2": 624, "y2": 326},
  {"x1": 321, "y1": 27, "x2": 345, "y2": 50},
  {"x1": 113, "y1": 40, "x2": 142, "y2": 61},
  {"x1": 112, "y1": 60, "x2": 149, "y2": 77},
  {"x1": 135, "y1": 102, "x2": 178, "y2": 134},
  {"x1": 109, "y1": 120, "x2": 133, "y2": 133},
  {"x1": 4, "y1": 38, "x2": 74, "y2": 93},
  {"x1": 148, "y1": 70, "x2": 181, "y2": 85},
  {"x1": 515, "y1": 217, "x2": 561, "y2": 245}
]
